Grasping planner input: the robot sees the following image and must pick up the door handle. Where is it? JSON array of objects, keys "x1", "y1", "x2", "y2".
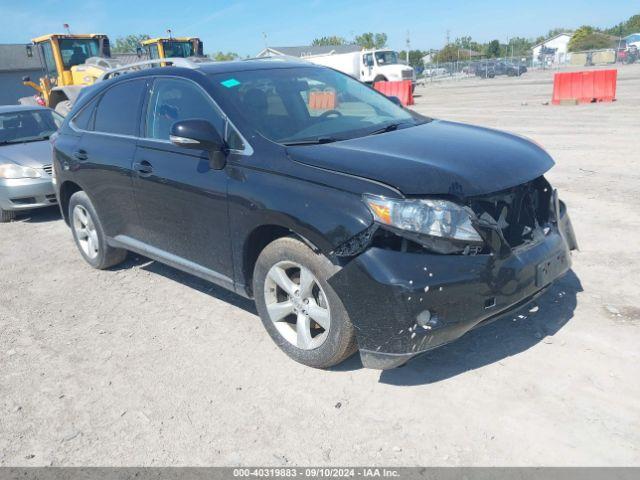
[
  {"x1": 73, "y1": 149, "x2": 88, "y2": 161},
  {"x1": 133, "y1": 160, "x2": 153, "y2": 177}
]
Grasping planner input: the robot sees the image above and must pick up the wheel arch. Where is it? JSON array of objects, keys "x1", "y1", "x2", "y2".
[
  {"x1": 240, "y1": 224, "x2": 322, "y2": 298},
  {"x1": 58, "y1": 180, "x2": 83, "y2": 225}
]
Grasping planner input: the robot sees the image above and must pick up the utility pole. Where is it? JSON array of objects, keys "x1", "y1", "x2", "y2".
[
  {"x1": 446, "y1": 29, "x2": 450, "y2": 45},
  {"x1": 406, "y1": 30, "x2": 410, "y2": 64}
]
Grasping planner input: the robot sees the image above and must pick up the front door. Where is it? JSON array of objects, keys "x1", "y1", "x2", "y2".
[
  {"x1": 132, "y1": 76, "x2": 234, "y2": 283},
  {"x1": 362, "y1": 53, "x2": 375, "y2": 82}
]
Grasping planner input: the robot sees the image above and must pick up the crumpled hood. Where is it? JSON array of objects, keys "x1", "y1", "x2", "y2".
[
  {"x1": 0, "y1": 141, "x2": 52, "y2": 169},
  {"x1": 287, "y1": 120, "x2": 554, "y2": 197}
]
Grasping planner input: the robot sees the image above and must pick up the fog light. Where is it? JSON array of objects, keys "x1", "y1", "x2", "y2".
[{"x1": 417, "y1": 309, "x2": 440, "y2": 330}]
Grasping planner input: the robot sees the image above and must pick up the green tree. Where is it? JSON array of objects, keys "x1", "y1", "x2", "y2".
[
  {"x1": 485, "y1": 39, "x2": 501, "y2": 58},
  {"x1": 434, "y1": 44, "x2": 471, "y2": 63},
  {"x1": 603, "y1": 14, "x2": 640, "y2": 37},
  {"x1": 398, "y1": 49, "x2": 426, "y2": 68},
  {"x1": 506, "y1": 37, "x2": 533, "y2": 57},
  {"x1": 454, "y1": 36, "x2": 481, "y2": 52},
  {"x1": 355, "y1": 32, "x2": 387, "y2": 49},
  {"x1": 311, "y1": 36, "x2": 347, "y2": 46},
  {"x1": 112, "y1": 34, "x2": 151, "y2": 54},
  {"x1": 568, "y1": 26, "x2": 612, "y2": 51},
  {"x1": 210, "y1": 51, "x2": 239, "y2": 61}
]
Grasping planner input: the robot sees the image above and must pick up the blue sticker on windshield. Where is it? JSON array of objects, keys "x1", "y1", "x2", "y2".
[{"x1": 221, "y1": 78, "x2": 241, "y2": 88}]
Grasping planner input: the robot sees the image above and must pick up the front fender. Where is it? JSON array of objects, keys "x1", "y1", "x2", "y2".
[{"x1": 227, "y1": 164, "x2": 376, "y2": 288}]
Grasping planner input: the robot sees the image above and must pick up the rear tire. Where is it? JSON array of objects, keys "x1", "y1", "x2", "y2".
[
  {"x1": 68, "y1": 191, "x2": 127, "y2": 269},
  {"x1": 0, "y1": 208, "x2": 16, "y2": 223},
  {"x1": 253, "y1": 237, "x2": 357, "y2": 368}
]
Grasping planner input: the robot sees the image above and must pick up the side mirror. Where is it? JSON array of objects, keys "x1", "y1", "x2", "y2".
[
  {"x1": 387, "y1": 96, "x2": 403, "y2": 107},
  {"x1": 170, "y1": 119, "x2": 227, "y2": 170}
]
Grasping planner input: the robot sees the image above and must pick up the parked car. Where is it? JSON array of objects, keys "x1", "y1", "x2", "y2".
[
  {"x1": 504, "y1": 61, "x2": 528, "y2": 76},
  {"x1": 473, "y1": 62, "x2": 496, "y2": 78},
  {"x1": 53, "y1": 59, "x2": 578, "y2": 369},
  {"x1": 0, "y1": 105, "x2": 63, "y2": 222}
]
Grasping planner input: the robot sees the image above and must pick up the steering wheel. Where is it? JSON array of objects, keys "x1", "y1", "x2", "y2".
[{"x1": 318, "y1": 110, "x2": 343, "y2": 119}]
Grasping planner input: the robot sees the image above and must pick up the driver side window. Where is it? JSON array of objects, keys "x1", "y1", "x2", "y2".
[{"x1": 145, "y1": 77, "x2": 244, "y2": 150}]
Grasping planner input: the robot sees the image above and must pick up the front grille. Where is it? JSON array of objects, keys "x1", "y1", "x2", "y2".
[
  {"x1": 42, "y1": 164, "x2": 53, "y2": 175},
  {"x1": 467, "y1": 177, "x2": 552, "y2": 249},
  {"x1": 401, "y1": 69, "x2": 413, "y2": 79}
]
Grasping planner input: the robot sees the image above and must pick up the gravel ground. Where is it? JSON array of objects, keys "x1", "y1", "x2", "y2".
[{"x1": 1, "y1": 64, "x2": 639, "y2": 466}]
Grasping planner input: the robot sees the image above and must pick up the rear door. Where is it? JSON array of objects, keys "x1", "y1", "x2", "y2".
[
  {"x1": 72, "y1": 78, "x2": 147, "y2": 238},
  {"x1": 131, "y1": 76, "x2": 234, "y2": 282}
]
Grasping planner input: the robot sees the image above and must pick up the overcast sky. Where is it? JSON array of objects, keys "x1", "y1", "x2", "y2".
[{"x1": 0, "y1": 0, "x2": 637, "y2": 56}]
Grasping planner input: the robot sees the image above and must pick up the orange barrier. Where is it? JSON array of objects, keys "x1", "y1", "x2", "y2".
[
  {"x1": 373, "y1": 80, "x2": 414, "y2": 106},
  {"x1": 552, "y1": 69, "x2": 617, "y2": 105},
  {"x1": 308, "y1": 90, "x2": 337, "y2": 110}
]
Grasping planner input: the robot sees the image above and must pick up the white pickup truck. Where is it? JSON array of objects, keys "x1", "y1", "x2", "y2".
[{"x1": 305, "y1": 49, "x2": 415, "y2": 87}]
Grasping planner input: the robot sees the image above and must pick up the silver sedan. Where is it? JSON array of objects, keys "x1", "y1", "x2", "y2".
[{"x1": 0, "y1": 105, "x2": 63, "y2": 222}]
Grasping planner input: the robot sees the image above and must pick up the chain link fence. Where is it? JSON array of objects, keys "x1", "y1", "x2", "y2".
[{"x1": 420, "y1": 48, "x2": 636, "y2": 84}]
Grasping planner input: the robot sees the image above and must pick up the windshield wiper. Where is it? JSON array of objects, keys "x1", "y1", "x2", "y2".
[
  {"x1": 367, "y1": 123, "x2": 403, "y2": 136},
  {"x1": 281, "y1": 137, "x2": 338, "y2": 146}
]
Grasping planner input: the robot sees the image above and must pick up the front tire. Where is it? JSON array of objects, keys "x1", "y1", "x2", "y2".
[
  {"x1": 68, "y1": 191, "x2": 127, "y2": 269},
  {"x1": 253, "y1": 237, "x2": 357, "y2": 368}
]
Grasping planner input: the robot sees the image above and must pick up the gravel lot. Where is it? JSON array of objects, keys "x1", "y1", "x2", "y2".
[{"x1": 1, "y1": 64, "x2": 639, "y2": 466}]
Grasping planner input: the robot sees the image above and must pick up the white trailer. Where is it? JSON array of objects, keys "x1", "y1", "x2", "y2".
[{"x1": 305, "y1": 49, "x2": 415, "y2": 86}]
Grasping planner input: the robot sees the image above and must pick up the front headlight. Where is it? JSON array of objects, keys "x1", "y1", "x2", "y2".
[
  {"x1": 0, "y1": 163, "x2": 42, "y2": 179},
  {"x1": 364, "y1": 194, "x2": 483, "y2": 251}
]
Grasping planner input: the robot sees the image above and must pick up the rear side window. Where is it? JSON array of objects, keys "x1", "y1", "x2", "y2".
[{"x1": 94, "y1": 79, "x2": 146, "y2": 136}]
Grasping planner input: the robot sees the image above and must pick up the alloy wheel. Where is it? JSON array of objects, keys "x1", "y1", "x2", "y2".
[
  {"x1": 264, "y1": 260, "x2": 331, "y2": 350},
  {"x1": 72, "y1": 205, "x2": 99, "y2": 259}
]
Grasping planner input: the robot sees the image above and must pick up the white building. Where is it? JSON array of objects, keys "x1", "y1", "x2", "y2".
[{"x1": 532, "y1": 33, "x2": 573, "y2": 65}]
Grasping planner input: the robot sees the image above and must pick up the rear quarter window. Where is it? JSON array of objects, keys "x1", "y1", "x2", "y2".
[{"x1": 71, "y1": 98, "x2": 98, "y2": 131}]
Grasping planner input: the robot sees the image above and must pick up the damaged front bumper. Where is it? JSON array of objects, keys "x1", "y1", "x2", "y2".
[{"x1": 328, "y1": 199, "x2": 578, "y2": 369}]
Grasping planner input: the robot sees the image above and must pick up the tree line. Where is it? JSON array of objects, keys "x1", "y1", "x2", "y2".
[{"x1": 110, "y1": 12, "x2": 638, "y2": 67}]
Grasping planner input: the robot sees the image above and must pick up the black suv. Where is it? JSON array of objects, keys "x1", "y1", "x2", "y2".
[{"x1": 53, "y1": 58, "x2": 578, "y2": 369}]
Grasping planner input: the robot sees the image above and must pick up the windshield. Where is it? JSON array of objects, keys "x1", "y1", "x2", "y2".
[
  {"x1": 208, "y1": 67, "x2": 425, "y2": 144},
  {"x1": 375, "y1": 51, "x2": 399, "y2": 65},
  {"x1": 163, "y1": 41, "x2": 195, "y2": 58},
  {"x1": 59, "y1": 39, "x2": 101, "y2": 69},
  {"x1": 0, "y1": 110, "x2": 63, "y2": 145}
]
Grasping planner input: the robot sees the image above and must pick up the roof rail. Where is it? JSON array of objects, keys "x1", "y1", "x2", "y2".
[
  {"x1": 244, "y1": 55, "x2": 307, "y2": 62},
  {"x1": 97, "y1": 57, "x2": 215, "y2": 81}
]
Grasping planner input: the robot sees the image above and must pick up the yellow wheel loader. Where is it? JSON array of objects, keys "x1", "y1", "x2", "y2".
[
  {"x1": 21, "y1": 34, "x2": 122, "y2": 116},
  {"x1": 141, "y1": 37, "x2": 204, "y2": 60}
]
